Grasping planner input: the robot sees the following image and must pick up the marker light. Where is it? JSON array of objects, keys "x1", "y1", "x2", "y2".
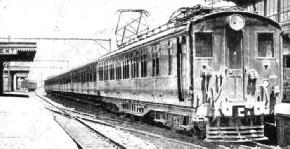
[
  {"x1": 228, "y1": 14, "x2": 245, "y2": 31},
  {"x1": 262, "y1": 80, "x2": 270, "y2": 88}
]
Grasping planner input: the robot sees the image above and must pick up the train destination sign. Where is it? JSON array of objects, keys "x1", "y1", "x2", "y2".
[{"x1": 0, "y1": 48, "x2": 18, "y2": 55}]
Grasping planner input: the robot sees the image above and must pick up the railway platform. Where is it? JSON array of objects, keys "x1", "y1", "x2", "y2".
[{"x1": 0, "y1": 92, "x2": 78, "y2": 149}]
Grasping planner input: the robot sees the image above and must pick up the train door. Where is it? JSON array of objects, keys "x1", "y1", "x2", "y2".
[
  {"x1": 177, "y1": 36, "x2": 187, "y2": 102},
  {"x1": 283, "y1": 55, "x2": 290, "y2": 102},
  {"x1": 225, "y1": 28, "x2": 244, "y2": 100}
]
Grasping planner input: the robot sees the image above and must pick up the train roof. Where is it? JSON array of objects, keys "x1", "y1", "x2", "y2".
[
  {"x1": 193, "y1": 11, "x2": 281, "y2": 29},
  {"x1": 45, "y1": 5, "x2": 282, "y2": 81},
  {"x1": 98, "y1": 24, "x2": 188, "y2": 61},
  {"x1": 98, "y1": 10, "x2": 281, "y2": 61}
]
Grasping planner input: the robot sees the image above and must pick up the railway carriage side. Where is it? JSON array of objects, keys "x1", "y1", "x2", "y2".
[{"x1": 96, "y1": 26, "x2": 191, "y2": 111}]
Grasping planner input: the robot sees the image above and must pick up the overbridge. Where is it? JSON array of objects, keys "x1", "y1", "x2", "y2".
[{"x1": 0, "y1": 42, "x2": 36, "y2": 94}]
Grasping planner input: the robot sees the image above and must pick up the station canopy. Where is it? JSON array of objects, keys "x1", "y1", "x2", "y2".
[
  {"x1": 206, "y1": 0, "x2": 263, "y2": 7},
  {"x1": 227, "y1": 0, "x2": 263, "y2": 7},
  {"x1": 0, "y1": 42, "x2": 37, "y2": 62}
]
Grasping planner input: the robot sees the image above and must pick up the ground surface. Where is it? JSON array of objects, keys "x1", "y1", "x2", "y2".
[{"x1": 0, "y1": 92, "x2": 78, "y2": 149}]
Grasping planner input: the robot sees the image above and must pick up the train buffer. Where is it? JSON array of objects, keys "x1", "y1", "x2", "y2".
[{"x1": 0, "y1": 92, "x2": 78, "y2": 149}]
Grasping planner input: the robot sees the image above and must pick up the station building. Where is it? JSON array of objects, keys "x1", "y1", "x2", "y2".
[
  {"x1": 0, "y1": 42, "x2": 36, "y2": 94},
  {"x1": 3, "y1": 62, "x2": 31, "y2": 91},
  {"x1": 245, "y1": 0, "x2": 290, "y2": 55}
]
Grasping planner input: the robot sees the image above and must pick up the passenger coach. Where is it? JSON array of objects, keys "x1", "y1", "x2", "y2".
[{"x1": 45, "y1": 6, "x2": 283, "y2": 142}]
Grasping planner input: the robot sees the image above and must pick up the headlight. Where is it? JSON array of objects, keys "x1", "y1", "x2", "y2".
[
  {"x1": 262, "y1": 80, "x2": 270, "y2": 88},
  {"x1": 228, "y1": 14, "x2": 245, "y2": 31}
]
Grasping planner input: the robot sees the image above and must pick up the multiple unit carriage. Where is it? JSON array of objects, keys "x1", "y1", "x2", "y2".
[
  {"x1": 44, "y1": 6, "x2": 283, "y2": 142},
  {"x1": 21, "y1": 79, "x2": 37, "y2": 92}
]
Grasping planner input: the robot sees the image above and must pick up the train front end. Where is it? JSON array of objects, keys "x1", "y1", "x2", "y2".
[{"x1": 191, "y1": 12, "x2": 282, "y2": 142}]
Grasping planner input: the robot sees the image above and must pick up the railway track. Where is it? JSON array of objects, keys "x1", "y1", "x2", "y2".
[
  {"x1": 33, "y1": 94, "x2": 157, "y2": 149},
  {"x1": 33, "y1": 93, "x2": 277, "y2": 149},
  {"x1": 34, "y1": 93, "x2": 208, "y2": 149},
  {"x1": 52, "y1": 109, "x2": 126, "y2": 149}
]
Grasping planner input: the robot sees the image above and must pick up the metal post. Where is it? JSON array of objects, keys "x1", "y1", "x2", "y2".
[
  {"x1": 7, "y1": 62, "x2": 10, "y2": 91},
  {"x1": 0, "y1": 61, "x2": 3, "y2": 95}
]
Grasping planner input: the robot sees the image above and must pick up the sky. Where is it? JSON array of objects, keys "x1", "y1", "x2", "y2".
[{"x1": 0, "y1": 0, "x2": 235, "y2": 86}]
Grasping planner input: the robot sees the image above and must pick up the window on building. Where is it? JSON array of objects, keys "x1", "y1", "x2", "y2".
[
  {"x1": 195, "y1": 33, "x2": 213, "y2": 57},
  {"x1": 280, "y1": 0, "x2": 290, "y2": 22},
  {"x1": 267, "y1": 0, "x2": 278, "y2": 21},
  {"x1": 258, "y1": 33, "x2": 274, "y2": 58},
  {"x1": 168, "y1": 40, "x2": 173, "y2": 75}
]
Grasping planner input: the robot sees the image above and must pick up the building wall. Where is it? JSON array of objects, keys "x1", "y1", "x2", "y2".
[{"x1": 247, "y1": 0, "x2": 290, "y2": 23}]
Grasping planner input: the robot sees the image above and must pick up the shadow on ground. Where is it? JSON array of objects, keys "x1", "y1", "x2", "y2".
[{"x1": 0, "y1": 92, "x2": 29, "y2": 98}]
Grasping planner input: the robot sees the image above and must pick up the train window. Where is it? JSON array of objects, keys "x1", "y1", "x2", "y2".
[
  {"x1": 136, "y1": 53, "x2": 139, "y2": 77},
  {"x1": 168, "y1": 40, "x2": 173, "y2": 75},
  {"x1": 285, "y1": 56, "x2": 290, "y2": 68},
  {"x1": 131, "y1": 52, "x2": 139, "y2": 78},
  {"x1": 152, "y1": 44, "x2": 160, "y2": 76},
  {"x1": 131, "y1": 53, "x2": 134, "y2": 78},
  {"x1": 195, "y1": 33, "x2": 213, "y2": 57},
  {"x1": 123, "y1": 58, "x2": 130, "y2": 79},
  {"x1": 93, "y1": 64, "x2": 96, "y2": 81},
  {"x1": 141, "y1": 50, "x2": 147, "y2": 77},
  {"x1": 110, "y1": 63, "x2": 115, "y2": 80},
  {"x1": 90, "y1": 70, "x2": 92, "y2": 82},
  {"x1": 82, "y1": 71, "x2": 85, "y2": 83},
  {"x1": 78, "y1": 72, "x2": 81, "y2": 82},
  {"x1": 123, "y1": 60, "x2": 126, "y2": 79},
  {"x1": 104, "y1": 62, "x2": 109, "y2": 80},
  {"x1": 116, "y1": 61, "x2": 122, "y2": 79},
  {"x1": 93, "y1": 70, "x2": 96, "y2": 81},
  {"x1": 98, "y1": 63, "x2": 104, "y2": 81},
  {"x1": 126, "y1": 59, "x2": 130, "y2": 78},
  {"x1": 86, "y1": 71, "x2": 89, "y2": 82},
  {"x1": 78, "y1": 72, "x2": 80, "y2": 82},
  {"x1": 79, "y1": 72, "x2": 82, "y2": 82},
  {"x1": 258, "y1": 33, "x2": 274, "y2": 58}
]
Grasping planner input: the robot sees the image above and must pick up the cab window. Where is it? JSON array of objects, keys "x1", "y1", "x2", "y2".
[
  {"x1": 195, "y1": 33, "x2": 213, "y2": 57},
  {"x1": 258, "y1": 33, "x2": 274, "y2": 58}
]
